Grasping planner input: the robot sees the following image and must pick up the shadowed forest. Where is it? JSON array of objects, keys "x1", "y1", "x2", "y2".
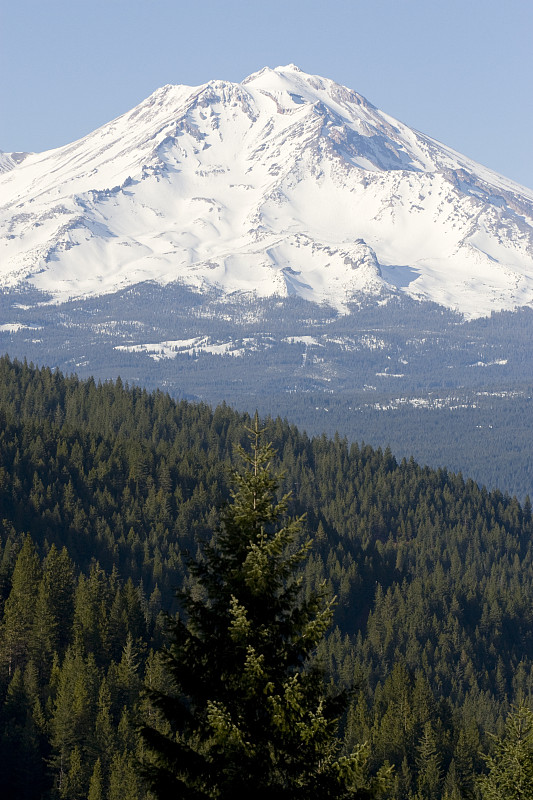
[{"x1": 1, "y1": 356, "x2": 533, "y2": 798}]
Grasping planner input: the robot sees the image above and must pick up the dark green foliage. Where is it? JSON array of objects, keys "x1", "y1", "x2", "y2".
[
  {"x1": 141, "y1": 419, "x2": 391, "y2": 798},
  {"x1": 1, "y1": 535, "x2": 41, "y2": 675},
  {"x1": 0, "y1": 355, "x2": 532, "y2": 797},
  {"x1": 478, "y1": 705, "x2": 533, "y2": 799},
  {"x1": 2, "y1": 286, "x2": 533, "y2": 501}
]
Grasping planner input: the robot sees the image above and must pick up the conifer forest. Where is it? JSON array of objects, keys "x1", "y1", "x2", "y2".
[{"x1": 1, "y1": 355, "x2": 533, "y2": 798}]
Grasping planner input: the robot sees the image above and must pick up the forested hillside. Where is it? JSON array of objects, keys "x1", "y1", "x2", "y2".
[
  {"x1": 3, "y1": 289, "x2": 533, "y2": 502},
  {"x1": 1, "y1": 356, "x2": 532, "y2": 798}
]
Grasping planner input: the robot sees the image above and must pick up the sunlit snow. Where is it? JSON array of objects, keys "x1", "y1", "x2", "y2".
[{"x1": 1, "y1": 65, "x2": 533, "y2": 318}]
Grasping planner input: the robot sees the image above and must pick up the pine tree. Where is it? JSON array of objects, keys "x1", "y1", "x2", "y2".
[
  {"x1": 415, "y1": 721, "x2": 442, "y2": 799},
  {"x1": 478, "y1": 704, "x2": 533, "y2": 800},
  {"x1": 88, "y1": 758, "x2": 104, "y2": 800},
  {"x1": 0, "y1": 535, "x2": 42, "y2": 676},
  {"x1": 141, "y1": 416, "x2": 391, "y2": 799}
]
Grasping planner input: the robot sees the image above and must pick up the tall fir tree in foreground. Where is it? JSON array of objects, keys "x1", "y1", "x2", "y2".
[{"x1": 141, "y1": 415, "x2": 391, "y2": 798}]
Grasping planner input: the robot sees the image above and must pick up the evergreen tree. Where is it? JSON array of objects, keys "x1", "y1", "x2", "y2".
[
  {"x1": 1, "y1": 536, "x2": 42, "y2": 676},
  {"x1": 141, "y1": 416, "x2": 391, "y2": 799},
  {"x1": 478, "y1": 704, "x2": 533, "y2": 800},
  {"x1": 415, "y1": 721, "x2": 442, "y2": 800},
  {"x1": 87, "y1": 758, "x2": 104, "y2": 800}
]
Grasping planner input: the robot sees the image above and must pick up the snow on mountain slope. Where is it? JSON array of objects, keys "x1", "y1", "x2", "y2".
[
  {"x1": 0, "y1": 151, "x2": 30, "y2": 174},
  {"x1": 1, "y1": 64, "x2": 533, "y2": 317}
]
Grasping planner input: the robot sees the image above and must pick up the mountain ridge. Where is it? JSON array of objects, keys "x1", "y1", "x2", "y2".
[{"x1": 1, "y1": 64, "x2": 533, "y2": 317}]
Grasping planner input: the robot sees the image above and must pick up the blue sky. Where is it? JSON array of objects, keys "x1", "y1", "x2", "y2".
[{"x1": 2, "y1": 0, "x2": 532, "y2": 189}]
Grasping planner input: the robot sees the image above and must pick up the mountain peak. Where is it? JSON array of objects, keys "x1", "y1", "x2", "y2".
[
  {"x1": 243, "y1": 64, "x2": 304, "y2": 83},
  {"x1": 276, "y1": 63, "x2": 302, "y2": 71},
  {"x1": 0, "y1": 67, "x2": 532, "y2": 318}
]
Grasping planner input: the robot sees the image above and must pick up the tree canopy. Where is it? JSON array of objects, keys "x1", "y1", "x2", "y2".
[
  {"x1": 141, "y1": 416, "x2": 391, "y2": 798},
  {"x1": 0, "y1": 357, "x2": 532, "y2": 798}
]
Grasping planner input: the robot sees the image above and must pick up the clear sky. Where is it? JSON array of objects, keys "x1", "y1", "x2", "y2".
[{"x1": 1, "y1": 0, "x2": 532, "y2": 189}]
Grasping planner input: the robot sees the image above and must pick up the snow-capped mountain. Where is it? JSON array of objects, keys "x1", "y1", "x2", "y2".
[{"x1": 1, "y1": 64, "x2": 533, "y2": 318}]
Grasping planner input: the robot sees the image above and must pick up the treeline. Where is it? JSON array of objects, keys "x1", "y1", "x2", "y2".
[
  {"x1": 0, "y1": 355, "x2": 533, "y2": 798},
  {"x1": 257, "y1": 387, "x2": 533, "y2": 502},
  {"x1": 3, "y1": 288, "x2": 533, "y2": 502}
]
